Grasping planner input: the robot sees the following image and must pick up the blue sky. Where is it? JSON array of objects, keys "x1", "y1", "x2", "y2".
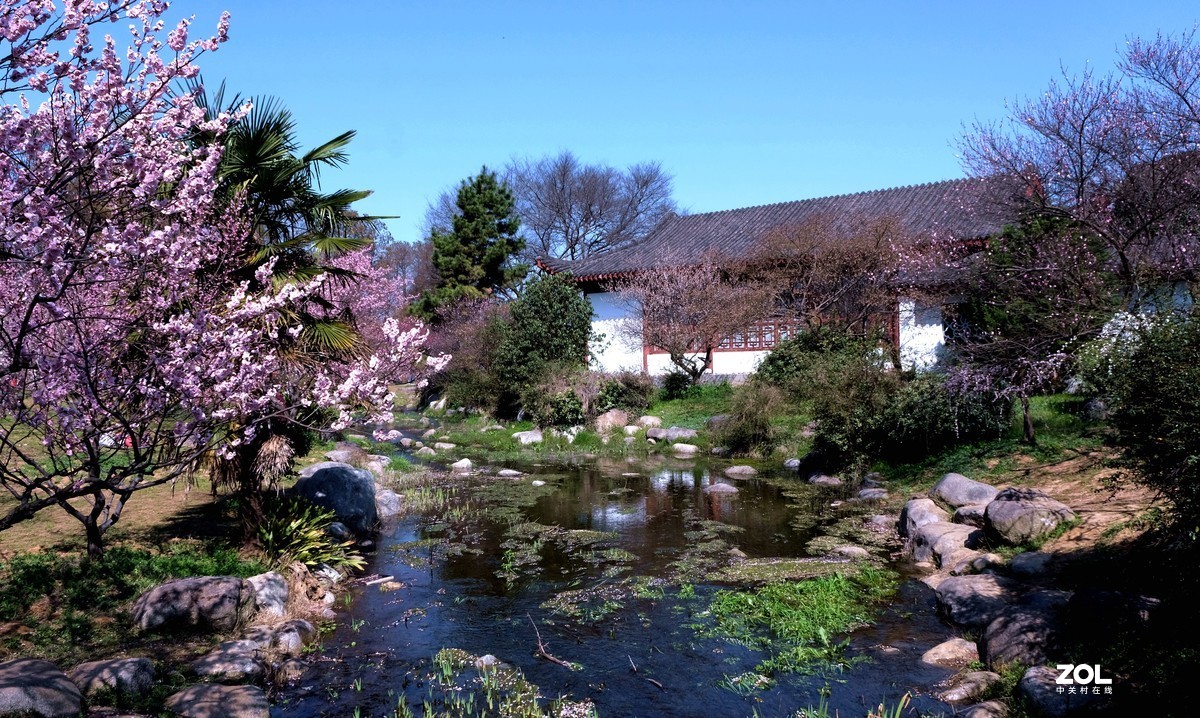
[{"x1": 182, "y1": 1, "x2": 1199, "y2": 245}]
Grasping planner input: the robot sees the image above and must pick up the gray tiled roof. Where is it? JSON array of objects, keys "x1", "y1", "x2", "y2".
[{"x1": 542, "y1": 176, "x2": 1016, "y2": 280}]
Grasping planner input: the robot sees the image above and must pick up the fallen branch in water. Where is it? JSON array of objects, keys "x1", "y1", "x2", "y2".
[{"x1": 527, "y1": 613, "x2": 575, "y2": 669}]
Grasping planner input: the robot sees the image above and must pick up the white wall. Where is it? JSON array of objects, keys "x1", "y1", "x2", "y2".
[
  {"x1": 898, "y1": 298, "x2": 945, "y2": 371},
  {"x1": 587, "y1": 292, "x2": 644, "y2": 373}
]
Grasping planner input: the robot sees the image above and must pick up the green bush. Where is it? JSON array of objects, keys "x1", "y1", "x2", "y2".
[
  {"x1": 660, "y1": 371, "x2": 695, "y2": 401},
  {"x1": 526, "y1": 389, "x2": 586, "y2": 428},
  {"x1": 1102, "y1": 311, "x2": 1200, "y2": 537},
  {"x1": 597, "y1": 372, "x2": 655, "y2": 413},
  {"x1": 257, "y1": 497, "x2": 366, "y2": 572},
  {"x1": 869, "y1": 374, "x2": 1011, "y2": 462},
  {"x1": 713, "y1": 381, "x2": 787, "y2": 456}
]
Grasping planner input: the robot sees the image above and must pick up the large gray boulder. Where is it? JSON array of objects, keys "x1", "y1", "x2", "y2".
[
  {"x1": 376, "y1": 488, "x2": 402, "y2": 521},
  {"x1": 243, "y1": 619, "x2": 316, "y2": 657},
  {"x1": 594, "y1": 409, "x2": 629, "y2": 434},
  {"x1": 931, "y1": 473, "x2": 1000, "y2": 509},
  {"x1": 953, "y1": 504, "x2": 989, "y2": 528},
  {"x1": 0, "y1": 659, "x2": 82, "y2": 718},
  {"x1": 959, "y1": 700, "x2": 1010, "y2": 718},
  {"x1": 246, "y1": 571, "x2": 287, "y2": 617},
  {"x1": 985, "y1": 488, "x2": 1076, "y2": 545},
  {"x1": 936, "y1": 574, "x2": 1024, "y2": 629},
  {"x1": 646, "y1": 426, "x2": 698, "y2": 442},
  {"x1": 1017, "y1": 665, "x2": 1101, "y2": 717},
  {"x1": 166, "y1": 684, "x2": 269, "y2": 718},
  {"x1": 939, "y1": 671, "x2": 1002, "y2": 703},
  {"x1": 512, "y1": 429, "x2": 543, "y2": 445},
  {"x1": 132, "y1": 576, "x2": 257, "y2": 633},
  {"x1": 293, "y1": 462, "x2": 378, "y2": 536},
  {"x1": 920, "y1": 637, "x2": 979, "y2": 667},
  {"x1": 190, "y1": 640, "x2": 266, "y2": 683},
  {"x1": 900, "y1": 498, "x2": 950, "y2": 537},
  {"x1": 69, "y1": 657, "x2": 155, "y2": 698},
  {"x1": 910, "y1": 522, "x2": 982, "y2": 566},
  {"x1": 983, "y1": 606, "x2": 1060, "y2": 669},
  {"x1": 724, "y1": 465, "x2": 758, "y2": 477}
]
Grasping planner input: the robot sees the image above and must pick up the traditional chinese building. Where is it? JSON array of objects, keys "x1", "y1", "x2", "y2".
[{"x1": 540, "y1": 177, "x2": 1016, "y2": 376}]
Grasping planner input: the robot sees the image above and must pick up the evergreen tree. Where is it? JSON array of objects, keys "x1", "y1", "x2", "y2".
[{"x1": 414, "y1": 167, "x2": 527, "y2": 319}]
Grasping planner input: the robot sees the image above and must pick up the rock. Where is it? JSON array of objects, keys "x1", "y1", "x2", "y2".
[
  {"x1": 936, "y1": 574, "x2": 1024, "y2": 629},
  {"x1": 724, "y1": 465, "x2": 758, "y2": 477},
  {"x1": 326, "y1": 522, "x2": 354, "y2": 542},
  {"x1": 706, "y1": 414, "x2": 730, "y2": 431},
  {"x1": 861, "y1": 472, "x2": 885, "y2": 488},
  {"x1": 246, "y1": 572, "x2": 288, "y2": 617},
  {"x1": 595, "y1": 409, "x2": 629, "y2": 434},
  {"x1": 190, "y1": 640, "x2": 265, "y2": 683},
  {"x1": 856, "y1": 488, "x2": 889, "y2": 501},
  {"x1": 451, "y1": 458, "x2": 472, "y2": 471},
  {"x1": 421, "y1": 428, "x2": 437, "y2": 438},
  {"x1": 985, "y1": 488, "x2": 1076, "y2": 545},
  {"x1": 971, "y1": 553, "x2": 1006, "y2": 573},
  {"x1": 728, "y1": 547, "x2": 748, "y2": 559},
  {"x1": 399, "y1": 437, "x2": 414, "y2": 448},
  {"x1": 983, "y1": 605, "x2": 1059, "y2": 669},
  {"x1": 624, "y1": 436, "x2": 636, "y2": 445},
  {"x1": 531, "y1": 480, "x2": 546, "y2": 487},
  {"x1": 900, "y1": 498, "x2": 950, "y2": 537},
  {"x1": 277, "y1": 658, "x2": 307, "y2": 682},
  {"x1": 434, "y1": 442, "x2": 457, "y2": 451},
  {"x1": 550, "y1": 426, "x2": 582, "y2": 443},
  {"x1": 809, "y1": 475, "x2": 842, "y2": 487},
  {"x1": 245, "y1": 619, "x2": 316, "y2": 657},
  {"x1": 783, "y1": 458, "x2": 802, "y2": 470},
  {"x1": 473, "y1": 654, "x2": 499, "y2": 670},
  {"x1": 1010, "y1": 551, "x2": 1054, "y2": 577},
  {"x1": 512, "y1": 429, "x2": 543, "y2": 445},
  {"x1": 637, "y1": 415, "x2": 662, "y2": 428},
  {"x1": 376, "y1": 489, "x2": 403, "y2": 521},
  {"x1": 647, "y1": 426, "x2": 698, "y2": 442},
  {"x1": 497, "y1": 469, "x2": 522, "y2": 478},
  {"x1": 165, "y1": 684, "x2": 269, "y2": 718},
  {"x1": 910, "y1": 521, "x2": 982, "y2": 566},
  {"x1": 671, "y1": 443, "x2": 699, "y2": 455},
  {"x1": 323, "y1": 448, "x2": 358, "y2": 464},
  {"x1": 132, "y1": 576, "x2": 256, "y2": 633},
  {"x1": 293, "y1": 462, "x2": 378, "y2": 536},
  {"x1": 705, "y1": 482, "x2": 739, "y2": 494},
  {"x1": 939, "y1": 671, "x2": 1002, "y2": 703},
  {"x1": 920, "y1": 637, "x2": 979, "y2": 667},
  {"x1": 710, "y1": 446, "x2": 729, "y2": 456},
  {"x1": 415, "y1": 446, "x2": 436, "y2": 457},
  {"x1": 954, "y1": 504, "x2": 989, "y2": 528},
  {"x1": 831, "y1": 545, "x2": 871, "y2": 560},
  {"x1": 1017, "y1": 665, "x2": 1101, "y2": 717},
  {"x1": 69, "y1": 657, "x2": 155, "y2": 698},
  {"x1": 624, "y1": 425, "x2": 641, "y2": 436},
  {"x1": 931, "y1": 473, "x2": 1000, "y2": 509},
  {"x1": 947, "y1": 549, "x2": 986, "y2": 576},
  {"x1": 959, "y1": 700, "x2": 1009, "y2": 718},
  {"x1": 0, "y1": 659, "x2": 82, "y2": 717}
]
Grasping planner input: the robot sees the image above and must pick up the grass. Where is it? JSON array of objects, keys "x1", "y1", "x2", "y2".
[
  {"x1": 647, "y1": 383, "x2": 734, "y2": 429},
  {"x1": 694, "y1": 566, "x2": 898, "y2": 681},
  {"x1": 0, "y1": 540, "x2": 265, "y2": 665}
]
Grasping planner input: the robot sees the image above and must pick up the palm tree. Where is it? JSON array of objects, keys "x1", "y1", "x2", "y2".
[{"x1": 187, "y1": 79, "x2": 382, "y2": 540}]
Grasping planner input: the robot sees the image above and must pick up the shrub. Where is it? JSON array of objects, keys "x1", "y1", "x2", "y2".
[
  {"x1": 755, "y1": 329, "x2": 867, "y2": 392},
  {"x1": 1103, "y1": 311, "x2": 1200, "y2": 537},
  {"x1": 712, "y1": 381, "x2": 787, "y2": 456},
  {"x1": 257, "y1": 497, "x2": 366, "y2": 572},
  {"x1": 597, "y1": 372, "x2": 655, "y2": 413},
  {"x1": 660, "y1": 371, "x2": 695, "y2": 401},
  {"x1": 869, "y1": 374, "x2": 1010, "y2": 462}
]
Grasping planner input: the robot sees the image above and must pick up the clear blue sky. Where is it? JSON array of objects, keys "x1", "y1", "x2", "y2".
[{"x1": 181, "y1": 1, "x2": 1198, "y2": 245}]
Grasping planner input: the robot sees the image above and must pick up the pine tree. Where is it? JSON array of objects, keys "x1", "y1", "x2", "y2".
[{"x1": 414, "y1": 167, "x2": 527, "y2": 319}]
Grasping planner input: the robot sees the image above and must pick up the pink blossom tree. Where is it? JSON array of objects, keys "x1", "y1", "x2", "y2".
[{"x1": 0, "y1": 1, "x2": 434, "y2": 556}]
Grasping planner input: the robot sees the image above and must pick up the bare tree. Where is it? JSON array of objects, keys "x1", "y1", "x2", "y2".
[
  {"x1": 507, "y1": 151, "x2": 676, "y2": 261},
  {"x1": 376, "y1": 237, "x2": 437, "y2": 296},
  {"x1": 753, "y1": 214, "x2": 907, "y2": 338},
  {"x1": 614, "y1": 252, "x2": 777, "y2": 382}
]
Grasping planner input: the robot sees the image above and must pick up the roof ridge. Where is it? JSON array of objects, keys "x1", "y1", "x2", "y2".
[{"x1": 681, "y1": 177, "x2": 973, "y2": 219}]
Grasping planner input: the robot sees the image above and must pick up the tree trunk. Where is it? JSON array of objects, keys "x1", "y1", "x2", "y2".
[
  {"x1": 1021, "y1": 395, "x2": 1037, "y2": 446},
  {"x1": 84, "y1": 517, "x2": 105, "y2": 560}
]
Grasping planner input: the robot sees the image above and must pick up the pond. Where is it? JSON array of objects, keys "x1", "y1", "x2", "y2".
[{"x1": 277, "y1": 453, "x2": 959, "y2": 717}]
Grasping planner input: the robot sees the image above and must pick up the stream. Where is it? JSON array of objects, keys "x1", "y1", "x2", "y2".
[{"x1": 276, "y1": 454, "x2": 960, "y2": 717}]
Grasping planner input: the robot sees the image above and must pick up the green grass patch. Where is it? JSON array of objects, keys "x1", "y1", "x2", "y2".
[
  {"x1": 695, "y1": 566, "x2": 897, "y2": 682},
  {"x1": 648, "y1": 383, "x2": 734, "y2": 429}
]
